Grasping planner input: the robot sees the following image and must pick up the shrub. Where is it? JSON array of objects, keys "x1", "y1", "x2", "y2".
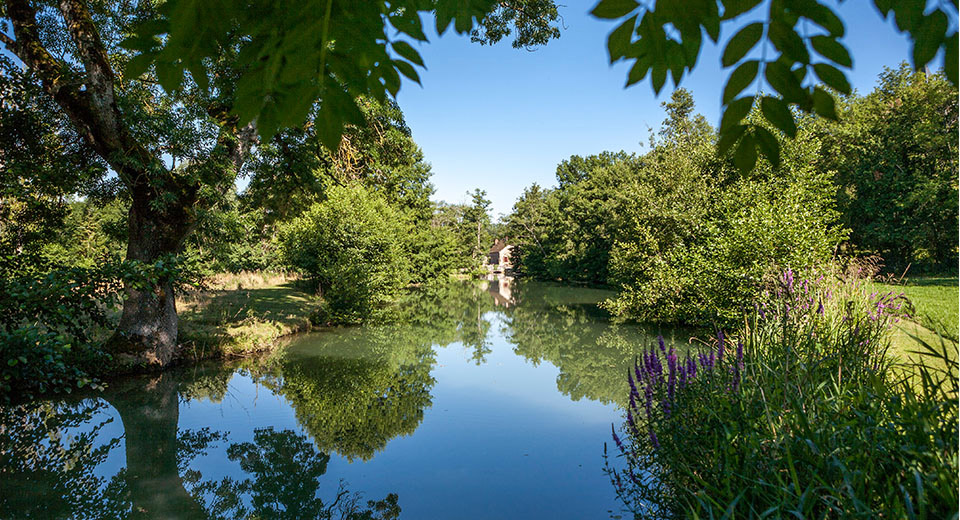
[
  {"x1": 278, "y1": 185, "x2": 410, "y2": 323},
  {"x1": 0, "y1": 257, "x2": 194, "y2": 400},
  {"x1": 0, "y1": 266, "x2": 121, "y2": 400},
  {"x1": 607, "y1": 269, "x2": 958, "y2": 518}
]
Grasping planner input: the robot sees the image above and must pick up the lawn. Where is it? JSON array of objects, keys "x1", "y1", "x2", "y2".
[
  {"x1": 871, "y1": 276, "x2": 958, "y2": 374},
  {"x1": 177, "y1": 272, "x2": 320, "y2": 359}
]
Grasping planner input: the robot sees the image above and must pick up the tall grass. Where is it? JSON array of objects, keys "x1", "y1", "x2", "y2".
[{"x1": 606, "y1": 269, "x2": 959, "y2": 518}]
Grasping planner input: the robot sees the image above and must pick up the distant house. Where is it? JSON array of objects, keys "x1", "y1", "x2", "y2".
[{"x1": 486, "y1": 238, "x2": 514, "y2": 273}]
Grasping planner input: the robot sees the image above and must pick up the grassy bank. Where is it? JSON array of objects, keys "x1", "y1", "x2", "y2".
[{"x1": 177, "y1": 272, "x2": 321, "y2": 359}]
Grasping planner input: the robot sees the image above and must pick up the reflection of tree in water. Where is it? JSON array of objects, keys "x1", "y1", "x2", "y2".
[
  {"x1": 499, "y1": 280, "x2": 694, "y2": 406},
  {"x1": 192, "y1": 427, "x2": 400, "y2": 520},
  {"x1": 0, "y1": 367, "x2": 402, "y2": 519},
  {"x1": 0, "y1": 400, "x2": 126, "y2": 519},
  {"x1": 261, "y1": 345, "x2": 435, "y2": 462},
  {"x1": 388, "y1": 281, "x2": 497, "y2": 365}
]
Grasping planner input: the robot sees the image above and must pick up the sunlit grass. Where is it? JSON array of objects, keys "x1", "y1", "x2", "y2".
[
  {"x1": 178, "y1": 271, "x2": 319, "y2": 358},
  {"x1": 869, "y1": 276, "x2": 958, "y2": 374}
]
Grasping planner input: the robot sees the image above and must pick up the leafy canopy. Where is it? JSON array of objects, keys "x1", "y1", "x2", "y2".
[{"x1": 591, "y1": 0, "x2": 958, "y2": 172}]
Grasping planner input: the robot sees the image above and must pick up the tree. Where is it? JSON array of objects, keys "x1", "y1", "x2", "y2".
[
  {"x1": 462, "y1": 189, "x2": 493, "y2": 262},
  {"x1": 812, "y1": 65, "x2": 958, "y2": 271},
  {"x1": 0, "y1": 0, "x2": 558, "y2": 368},
  {"x1": 1, "y1": 0, "x2": 258, "y2": 367}
]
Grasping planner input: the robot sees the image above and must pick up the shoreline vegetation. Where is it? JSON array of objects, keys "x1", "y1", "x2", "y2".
[
  {"x1": 176, "y1": 271, "x2": 320, "y2": 361},
  {"x1": 174, "y1": 269, "x2": 957, "y2": 367},
  {"x1": 606, "y1": 268, "x2": 958, "y2": 517}
]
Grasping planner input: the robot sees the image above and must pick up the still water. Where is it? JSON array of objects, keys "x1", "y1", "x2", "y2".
[{"x1": 0, "y1": 279, "x2": 691, "y2": 519}]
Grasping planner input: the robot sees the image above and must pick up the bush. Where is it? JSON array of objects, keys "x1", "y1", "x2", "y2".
[
  {"x1": 278, "y1": 185, "x2": 410, "y2": 323},
  {"x1": 0, "y1": 266, "x2": 121, "y2": 400},
  {"x1": 604, "y1": 114, "x2": 845, "y2": 325},
  {"x1": 607, "y1": 269, "x2": 958, "y2": 518}
]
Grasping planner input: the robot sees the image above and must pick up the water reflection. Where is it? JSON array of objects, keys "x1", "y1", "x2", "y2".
[
  {"x1": 0, "y1": 368, "x2": 403, "y2": 519},
  {"x1": 0, "y1": 280, "x2": 693, "y2": 519},
  {"x1": 500, "y1": 280, "x2": 693, "y2": 406}
]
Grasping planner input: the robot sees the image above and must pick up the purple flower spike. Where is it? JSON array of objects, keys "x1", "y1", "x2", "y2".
[
  {"x1": 611, "y1": 424, "x2": 624, "y2": 452},
  {"x1": 649, "y1": 429, "x2": 660, "y2": 449},
  {"x1": 627, "y1": 409, "x2": 639, "y2": 436},
  {"x1": 667, "y1": 348, "x2": 677, "y2": 413},
  {"x1": 658, "y1": 335, "x2": 666, "y2": 354},
  {"x1": 717, "y1": 330, "x2": 725, "y2": 364}
]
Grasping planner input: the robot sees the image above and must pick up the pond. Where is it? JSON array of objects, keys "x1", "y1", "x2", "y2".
[{"x1": 0, "y1": 279, "x2": 694, "y2": 519}]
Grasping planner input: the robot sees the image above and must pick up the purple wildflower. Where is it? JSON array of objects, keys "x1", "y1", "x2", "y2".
[
  {"x1": 611, "y1": 424, "x2": 624, "y2": 453},
  {"x1": 627, "y1": 409, "x2": 639, "y2": 436},
  {"x1": 666, "y1": 348, "x2": 677, "y2": 416},
  {"x1": 717, "y1": 330, "x2": 725, "y2": 364},
  {"x1": 649, "y1": 429, "x2": 660, "y2": 449}
]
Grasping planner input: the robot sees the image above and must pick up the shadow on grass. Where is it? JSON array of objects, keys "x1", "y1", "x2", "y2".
[{"x1": 178, "y1": 281, "x2": 320, "y2": 358}]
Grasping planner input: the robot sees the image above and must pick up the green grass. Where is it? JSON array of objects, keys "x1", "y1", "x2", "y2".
[
  {"x1": 178, "y1": 272, "x2": 320, "y2": 359},
  {"x1": 870, "y1": 276, "x2": 958, "y2": 373}
]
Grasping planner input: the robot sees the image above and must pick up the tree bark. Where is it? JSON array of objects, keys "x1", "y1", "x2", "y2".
[{"x1": 109, "y1": 185, "x2": 196, "y2": 367}]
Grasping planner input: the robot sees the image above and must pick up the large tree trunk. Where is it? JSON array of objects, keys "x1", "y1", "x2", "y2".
[
  {"x1": 6, "y1": 0, "x2": 252, "y2": 371},
  {"x1": 110, "y1": 187, "x2": 195, "y2": 369}
]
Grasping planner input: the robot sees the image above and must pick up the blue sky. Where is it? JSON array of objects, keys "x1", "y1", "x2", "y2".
[{"x1": 392, "y1": 3, "x2": 931, "y2": 219}]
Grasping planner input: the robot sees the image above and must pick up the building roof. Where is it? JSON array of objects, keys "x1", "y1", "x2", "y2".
[{"x1": 489, "y1": 238, "x2": 510, "y2": 253}]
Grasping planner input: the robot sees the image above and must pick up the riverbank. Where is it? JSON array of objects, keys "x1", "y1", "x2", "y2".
[{"x1": 176, "y1": 272, "x2": 321, "y2": 361}]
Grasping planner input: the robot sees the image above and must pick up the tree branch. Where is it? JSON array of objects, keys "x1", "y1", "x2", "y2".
[
  {"x1": 6, "y1": 0, "x2": 158, "y2": 186},
  {"x1": 58, "y1": 0, "x2": 120, "y2": 142}
]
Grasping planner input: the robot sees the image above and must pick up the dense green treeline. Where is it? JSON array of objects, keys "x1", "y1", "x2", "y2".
[
  {"x1": 506, "y1": 66, "x2": 957, "y2": 326},
  {"x1": 0, "y1": 89, "x2": 497, "y2": 397}
]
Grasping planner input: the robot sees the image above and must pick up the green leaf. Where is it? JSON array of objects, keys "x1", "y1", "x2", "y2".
[
  {"x1": 753, "y1": 125, "x2": 781, "y2": 168},
  {"x1": 591, "y1": 0, "x2": 640, "y2": 19},
  {"x1": 802, "y1": 4, "x2": 845, "y2": 37},
  {"x1": 765, "y1": 59, "x2": 808, "y2": 102},
  {"x1": 187, "y1": 59, "x2": 209, "y2": 92},
  {"x1": 393, "y1": 59, "x2": 421, "y2": 85},
  {"x1": 155, "y1": 60, "x2": 184, "y2": 92},
  {"x1": 626, "y1": 59, "x2": 650, "y2": 86},
  {"x1": 760, "y1": 96, "x2": 797, "y2": 137},
  {"x1": 721, "y1": 95, "x2": 755, "y2": 131},
  {"x1": 717, "y1": 123, "x2": 748, "y2": 155},
  {"x1": 722, "y1": 22, "x2": 763, "y2": 67},
  {"x1": 813, "y1": 63, "x2": 851, "y2": 94},
  {"x1": 390, "y1": 14, "x2": 428, "y2": 42},
  {"x1": 721, "y1": 0, "x2": 763, "y2": 20},
  {"x1": 811, "y1": 86, "x2": 839, "y2": 120},
  {"x1": 913, "y1": 11, "x2": 949, "y2": 67},
  {"x1": 723, "y1": 60, "x2": 759, "y2": 103},
  {"x1": 945, "y1": 33, "x2": 958, "y2": 86},
  {"x1": 608, "y1": 14, "x2": 639, "y2": 63},
  {"x1": 651, "y1": 66, "x2": 667, "y2": 94},
  {"x1": 768, "y1": 19, "x2": 809, "y2": 64},
  {"x1": 124, "y1": 53, "x2": 155, "y2": 80},
  {"x1": 810, "y1": 36, "x2": 851, "y2": 67},
  {"x1": 734, "y1": 131, "x2": 757, "y2": 172},
  {"x1": 392, "y1": 41, "x2": 425, "y2": 67}
]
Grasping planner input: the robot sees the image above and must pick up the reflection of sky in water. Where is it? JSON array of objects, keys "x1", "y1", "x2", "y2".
[
  {"x1": 170, "y1": 309, "x2": 622, "y2": 519},
  {"x1": 3, "y1": 281, "x2": 699, "y2": 519}
]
